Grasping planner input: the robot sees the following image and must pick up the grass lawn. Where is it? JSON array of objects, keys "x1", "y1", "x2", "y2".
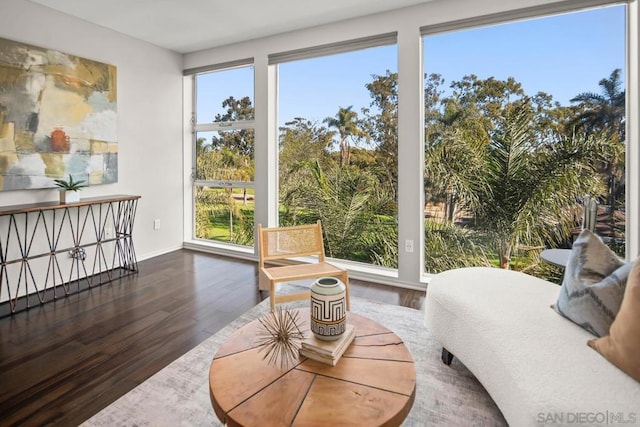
[{"x1": 196, "y1": 196, "x2": 560, "y2": 278}]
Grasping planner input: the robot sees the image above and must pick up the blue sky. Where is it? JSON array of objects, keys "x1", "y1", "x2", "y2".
[
  {"x1": 424, "y1": 5, "x2": 625, "y2": 106},
  {"x1": 197, "y1": 4, "x2": 625, "y2": 128}
]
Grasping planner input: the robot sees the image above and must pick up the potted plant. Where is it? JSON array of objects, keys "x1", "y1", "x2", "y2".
[{"x1": 54, "y1": 174, "x2": 87, "y2": 204}]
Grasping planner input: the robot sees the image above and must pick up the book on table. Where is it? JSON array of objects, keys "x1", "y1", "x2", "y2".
[{"x1": 299, "y1": 324, "x2": 355, "y2": 366}]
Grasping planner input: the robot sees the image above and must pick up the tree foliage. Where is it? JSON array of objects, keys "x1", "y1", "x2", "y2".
[
  {"x1": 570, "y1": 68, "x2": 625, "y2": 139},
  {"x1": 569, "y1": 68, "x2": 626, "y2": 242},
  {"x1": 195, "y1": 96, "x2": 255, "y2": 245},
  {"x1": 199, "y1": 68, "x2": 626, "y2": 271},
  {"x1": 323, "y1": 106, "x2": 368, "y2": 167},
  {"x1": 424, "y1": 74, "x2": 617, "y2": 267},
  {"x1": 211, "y1": 96, "x2": 255, "y2": 158},
  {"x1": 362, "y1": 71, "x2": 399, "y2": 201}
]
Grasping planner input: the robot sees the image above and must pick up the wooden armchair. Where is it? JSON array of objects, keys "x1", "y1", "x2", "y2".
[{"x1": 257, "y1": 220, "x2": 350, "y2": 312}]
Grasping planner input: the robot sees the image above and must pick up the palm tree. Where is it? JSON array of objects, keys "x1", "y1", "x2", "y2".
[
  {"x1": 424, "y1": 97, "x2": 488, "y2": 222},
  {"x1": 570, "y1": 69, "x2": 626, "y2": 246},
  {"x1": 300, "y1": 160, "x2": 374, "y2": 259},
  {"x1": 323, "y1": 106, "x2": 368, "y2": 167},
  {"x1": 288, "y1": 160, "x2": 396, "y2": 266},
  {"x1": 427, "y1": 100, "x2": 604, "y2": 269},
  {"x1": 423, "y1": 220, "x2": 491, "y2": 273},
  {"x1": 570, "y1": 68, "x2": 625, "y2": 139}
]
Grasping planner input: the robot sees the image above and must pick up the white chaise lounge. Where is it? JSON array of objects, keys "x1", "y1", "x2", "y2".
[{"x1": 424, "y1": 267, "x2": 639, "y2": 427}]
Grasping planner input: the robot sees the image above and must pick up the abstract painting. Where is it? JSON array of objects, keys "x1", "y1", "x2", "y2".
[{"x1": 0, "y1": 37, "x2": 117, "y2": 191}]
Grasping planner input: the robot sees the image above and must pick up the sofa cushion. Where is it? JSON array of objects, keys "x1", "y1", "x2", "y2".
[
  {"x1": 588, "y1": 259, "x2": 640, "y2": 382},
  {"x1": 555, "y1": 229, "x2": 627, "y2": 337}
]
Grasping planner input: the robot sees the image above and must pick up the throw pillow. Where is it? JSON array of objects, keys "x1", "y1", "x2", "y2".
[
  {"x1": 588, "y1": 259, "x2": 640, "y2": 382},
  {"x1": 555, "y1": 229, "x2": 628, "y2": 337}
]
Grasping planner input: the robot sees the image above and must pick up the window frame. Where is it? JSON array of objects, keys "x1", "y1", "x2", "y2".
[
  {"x1": 420, "y1": 1, "x2": 631, "y2": 274},
  {"x1": 191, "y1": 65, "x2": 256, "y2": 245},
  {"x1": 272, "y1": 35, "x2": 400, "y2": 269},
  {"x1": 182, "y1": 0, "x2": 637, "y2": 288}
]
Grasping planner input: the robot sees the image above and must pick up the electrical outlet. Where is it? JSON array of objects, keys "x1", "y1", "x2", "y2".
[
  {"x1": 153, "y1": 219, "x2": 161, "y2": 230},
  {"x1": 405, "y1": 239, "x2": 414, "y2": 253}
]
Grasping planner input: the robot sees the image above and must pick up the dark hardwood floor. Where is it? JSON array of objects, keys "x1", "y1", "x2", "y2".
[{"x1": 0, "y1": 249, "x2": 425, "y2": 426}]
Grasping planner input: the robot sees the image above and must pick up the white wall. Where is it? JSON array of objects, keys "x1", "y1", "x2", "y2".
[
  {"x1": 0, "y1": 0, "x2": 185, "y2": 262},
  {"x1": 183, "y1": 0, "x2": 639, "y2": 287}
]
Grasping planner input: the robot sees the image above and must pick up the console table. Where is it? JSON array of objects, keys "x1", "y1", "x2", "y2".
[{"x1": 0, "y1": 195, "x2": 140, "y2": 316}]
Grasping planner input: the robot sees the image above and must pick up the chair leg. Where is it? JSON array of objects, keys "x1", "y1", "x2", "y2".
[
  {"x1": 269, "y1": 281, "x2": 276, "y2": 312},
  {"x1": 441, "y1": 348, "x2": 454, "y2": 365}
]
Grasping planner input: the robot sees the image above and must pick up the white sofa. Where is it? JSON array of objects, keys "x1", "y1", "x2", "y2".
[{"x1": 424, "y1": 267, "x2": 639, "y2": 427}]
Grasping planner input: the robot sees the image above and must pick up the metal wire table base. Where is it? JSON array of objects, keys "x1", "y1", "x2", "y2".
[{"x1": 0, "y1": 195, "x2": 140, "y2": 316}]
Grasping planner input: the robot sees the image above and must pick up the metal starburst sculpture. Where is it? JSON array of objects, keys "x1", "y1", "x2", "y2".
[{"x1": 256, "y1": 307, "x2": 306, "y2": 368}]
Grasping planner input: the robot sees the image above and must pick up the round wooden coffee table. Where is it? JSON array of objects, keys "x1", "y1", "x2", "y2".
[{"x1": 209, "y1": 308, "x2": 416, "y2": 426}]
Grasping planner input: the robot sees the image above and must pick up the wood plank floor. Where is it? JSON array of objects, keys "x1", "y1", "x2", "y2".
[{"x1": 0, "y1": 249, "x2": 425, "y2": 426}]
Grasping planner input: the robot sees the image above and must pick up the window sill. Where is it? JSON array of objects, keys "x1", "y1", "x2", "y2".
[{"x1": 182, "y1": 239, "x2": 427, "y2": 291}]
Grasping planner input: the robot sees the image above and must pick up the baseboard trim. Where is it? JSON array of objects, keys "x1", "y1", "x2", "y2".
[{"x1": 138, "y1": 245, "x2": 185, "y2": 262}]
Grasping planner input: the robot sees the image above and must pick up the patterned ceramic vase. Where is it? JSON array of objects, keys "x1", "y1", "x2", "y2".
[{"x1": 310, "y1": 277, "x2": 347, "y2": 341}]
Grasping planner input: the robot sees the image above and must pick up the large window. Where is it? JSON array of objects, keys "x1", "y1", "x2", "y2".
[
  {"x1": 422, "y1": 5, "x2": 627, "y2": 276},
  {"x1": 276, "y1": 41, "x2": 399, "y2": 268},
  {"x1": 193, "y1": 65, "x2": 255, "y2": 246}
]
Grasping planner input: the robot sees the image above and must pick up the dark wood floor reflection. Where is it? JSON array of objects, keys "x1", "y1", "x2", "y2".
[{"x1": 0, "y1": 249, "x2": 425, "y2": 426}]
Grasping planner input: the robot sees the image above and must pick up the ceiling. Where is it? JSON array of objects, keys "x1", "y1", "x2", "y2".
[{"x1": 29, "y1": 0, "x2": 436, "y2": 54}]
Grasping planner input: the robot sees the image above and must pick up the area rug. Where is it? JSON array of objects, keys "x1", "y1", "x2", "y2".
[{"x1": 82, "y1": 296, "x2": 506, "y2": 426}]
